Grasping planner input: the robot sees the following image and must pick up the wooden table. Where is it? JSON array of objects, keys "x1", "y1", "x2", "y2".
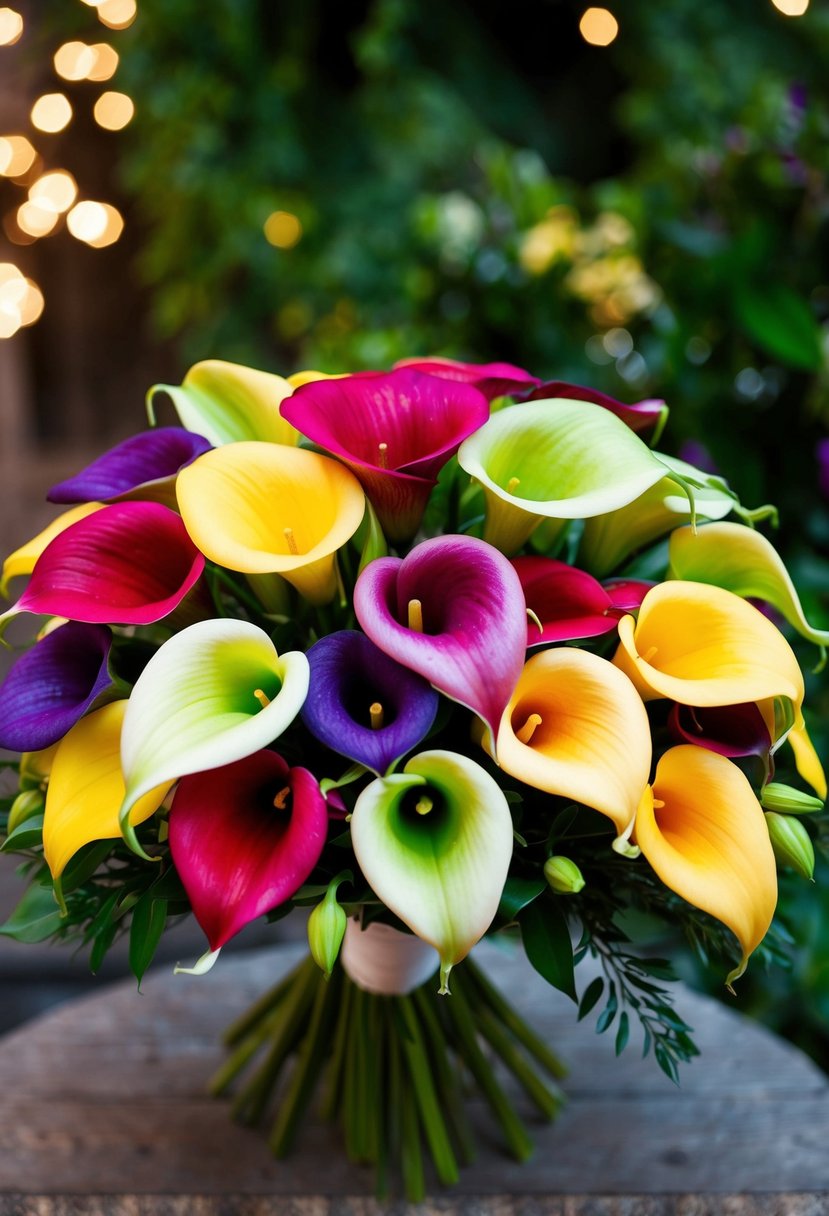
[{"x1": 1, "y1": 941, "x2": 827, "y2": 1214}]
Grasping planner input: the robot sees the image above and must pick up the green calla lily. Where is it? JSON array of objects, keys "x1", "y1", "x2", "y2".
[
  {"x1": 147, "y1": 359, "x2": 300, "y2": 447},
  {"x1": 350, "y1": 750, "x2": 513, "y2": 993},
  {"x1": 119, "y1": 619, "x2": 309, "y2": 857},
  {"x1": 668, "y1": 521, "x2": 829, "y2": 663},
  {"x1": 457, "y1": 398, "x2": 691, "y2": 555}
]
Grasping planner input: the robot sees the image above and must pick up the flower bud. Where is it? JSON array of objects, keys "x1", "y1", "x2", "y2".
[
  {"x1": 307, "y1": 872, "x2": 350, "y2": 979},
  {"x1": 8, "y1": 788, "x2": 45, "y2": 833},
  {"x1": 544, "y1": 855, "x2": 586, "y2": 895},
  {"x1": 761, "y1": 782, "x2": 824, "y2": 816},
  {"x1": 765, "y1": 812, "x2": 815, "y2": 881}
]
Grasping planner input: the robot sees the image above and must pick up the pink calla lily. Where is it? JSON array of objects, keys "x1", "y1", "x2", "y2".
[
  {"x1": 354, "y1": 535, "x2": 526, "y2": 747},
  {"x1": 393, "y1": 356, "x2": 541, "y2": 401},
  {"x1": 525, "y1": 381, "x2": 668, "y2": 441},
  {"x1": 280, "y1": 369, "x2": 489, "y2": 541},
  {"x1": 169, "y1": 750, "x2": 329, "y2": 952},
  {"x1": 512, "y1": 555, "x2": 620, "y2": 646}
]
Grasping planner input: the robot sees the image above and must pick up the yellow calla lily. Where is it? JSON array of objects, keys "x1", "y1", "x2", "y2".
[
  {"x1": 176, "y1": 442, "x2": 365, "y2": 605},
  {"x1": 494, "y1": 647, "x2": 652, "y2": 843},
  {"x1": 1, "y1": 503, "x2": 103, "y2": 598},
  {"x1": 613, "y1": 581, "x2": 804, "y2": 708},
  {"x1": 43, "y1": 701, "x2": 171, "y2": 881},
  {"x1": 787, "y1": 723, "x2": 827, "y2": 800},
  {"x1": 147, "y1": 359, "x2": 299, "y2": 447},
  {"x1": 635, "y1": 745, "x2": 777, "y2": 986}
]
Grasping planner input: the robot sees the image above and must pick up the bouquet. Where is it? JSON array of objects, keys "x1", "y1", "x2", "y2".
[{"x1": 1, "y1": 356, "x2": 826, "y2": 1199}]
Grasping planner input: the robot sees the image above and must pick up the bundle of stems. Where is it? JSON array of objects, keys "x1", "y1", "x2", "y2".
[{"x1": 210, "y1": 953, "x2": 567, "y2": 1200}]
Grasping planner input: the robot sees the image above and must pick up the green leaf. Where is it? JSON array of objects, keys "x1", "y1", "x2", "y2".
[
  {"x1": 519, "y1": 896, "x2": 576, "y2": 1001},
  {"x1": 577, "y1": 975, "x2": 604, "y2": 1021},
  {"x1": 128, "y1": 894, "x2": 168, "y2": 984},
  {"x1": 497, "y1": 876, "x2": 546, "y2": 923},
  {"x1": 0, "y1": 814, "x2": 44, "y2": 853},
  {"x1": 615, "y1": 1011, "x2": 630, "y2": 1056},
  {"x1": 734, "y1": 284, "x2": 822, "y2": 372},
  {"x1": 595, "y1": 982, "x2": 618, "y2": 1034},
  {"x1": 60, "y1": 840, "x2": 115, "y2": 895},
  {"x1": 0, "y1": 882, "x2": 63, "y2": 943}
]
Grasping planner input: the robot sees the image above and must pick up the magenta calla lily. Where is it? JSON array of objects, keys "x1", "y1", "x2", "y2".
[
  {"x1": 281, "y1": 369, "x2": 489, "y2": 541},
  {"x1": 512, "y1": 555, "x2": 620, "y2": 646},
  {"x1": 393, "y1": 356, "x2": 540, "y2": 401},
  {"x1": 169, "y1": 750, "x2": 328, "y2": 952},
  {"x1": 354, "y1": 535, "x2": 526, "y2": 747},
  {"x1": 0, "y1": 502, "x2": 205, "y2": 633},
  {"x1": 525, "y1": 381, "x2": 668, "y2": 441},
  {"x1": 602, "y1": 578, "x2": 655, "y2": 613},
  {"x1": 47, "y1": 428, "x2": 212, "y2": 506}
]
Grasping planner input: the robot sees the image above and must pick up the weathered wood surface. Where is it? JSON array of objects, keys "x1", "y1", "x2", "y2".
[{"x1": 0, "y1": 942, "x2": 827, "y2": 1214}]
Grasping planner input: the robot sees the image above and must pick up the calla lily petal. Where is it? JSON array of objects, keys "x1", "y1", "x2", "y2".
[
  {"x1": 457, "y1": 398, "x2": 685, "y2": 555},
  {"x1": 602, "y1": 578, "x2": 655, "y2": 613},
  {"x1": 48, "y1": 428, "x2": 212, "y2": 505},
  {"x1": 668, "y1": 702, "x2": 773, "y2": 760},
  {"x1": 668, "y1": 522, "x2": 829, "y2": 654},
  {"x1": 43, "y1": 701, "x2": 171, "y2": 880},
  {"x1": 495, "y1": 648, "x2": 651, "y2": 839},
  {"x1": 350, "y1": 749, "x2": 513, "y2": 992},
  {"x1": 0, "y1": 622, "x2": 112, "y2": 751},
  {"x1": 613, "y1": 581, "x2": 805, "y2": 708},
  {"x1": 302, "y1": 630, "x2": 439, "y2": 774},
  {"x1": 119, "y1": 618, "x2": 310, "y2": 853},
  {"x1": 176, "y1": 442, "x2": 365, "y2": 605},
  {"x1": 788, "y1": 722, "x2": 827, "y2": 799},
  {"x1": 393, "y1": 356, "x2": 540, "y2": 400},
  {"x1": 1, "y1": 503, "x2": 103, "y2": 598},
  {"x1": 634, "y1": 745, "x2": 777, "y2": 985},
  {"x1": 354, "y1": 535, "x2": 526, "y2": 747},
  {"x1": 512, "y1": 555, "x2": 617, "y2": 645},
  {"x1": 169, "y1": 750, "x2": 328, "y2": 951},
  {"x1": 147, "y1": 359, "x2": 299, "y2": 446},
  {"x1": 281, "y1": 369, "x2": 489, "y2": 541},
  {"x1": 525, "y1": 381, "x2": 668, "y2": 440},
  {"x1": 1, "y1": 502, "x2": 205, "y2": 631}
]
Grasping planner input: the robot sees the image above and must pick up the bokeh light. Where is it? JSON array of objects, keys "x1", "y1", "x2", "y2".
[
  {"x1": 96, "y1": 0, "x2": 137, "y2": 30},
  {"x1": 87, "y1": 44, "x2": 119, "y2": 81},
  {"x1": 771, "y1": 0, "x2": 809, "y2": 13},
  {"x1": 67, "y1": 200, "x2": 124, "y2": 247},
  {"x1": 0, "y1": 7, "x2": 23, "y2": 46},
  {"x1": 579, "y1": 7, "x2": 619, "y2": 46},
  {"x1": 264, "y1": 210, "x2": 303, "y2": 249},
  {"x1": 93, "y1": 91, "x2": 134, "y2": 131},
  {"x1": 17, "y1": 201, "x2": 58, "y2": 238},
  {"x1": 29, "y1": 170, "x2": 77, "y2": 215},
  {"x1": 0, "y1": 135, "x2": 36, "y2": 177},
  {"x1": 53, "y1": 41, "x2": 98, "y2": 81},
  {"x1": 31, "y1": 94, "x2": 73, "y2": 134}
]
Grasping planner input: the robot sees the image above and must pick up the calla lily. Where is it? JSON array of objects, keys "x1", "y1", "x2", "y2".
[
  {"x1": 494, "y1": 648, "x2": 651, "y2": 842},
  {"x1": 119, "y1": 618, "x2": 310, "y2": 857},
  {"x1": 668, "y1": 522, "x2": 829, "y2": 657},
  {"x1": 602, "y1": 578, "x2": 655, "y2": 613},
  {"x1": 43, "y1": 700, "x2": 171, "y2": 881},
  {"x1": 176, "y1": 442, "x2": 365, "y2": 605},
  {"x1": 301, "y1": 630, "x2": 439, "y2": 774},
  {"x1": 525, "y1": 381, "x2": 668, "y2": 441},
  {"x1": 612, "y1": 581, "x2": 805, "y2": 709},
  {"x1": 787, "y1": 722, "x2": 827, "y2": 800},
  {"x1": 169, "y1": 750, "x2": 328, "y2": 952},
  {"x1": 513, "y1": 555, "x2": 620, "y2": 646},
  {"x1": 668, "y1": 701, "x2": 773, "y2": 761},
  {"x1": 579, "y1": 454, "x2": 735, "y2": 577},
  {"x1": 393, "y1": 356, "x2": 541, "y2": 400},
  {"x1": 635, "y1": 745, "x2": 777, "y2": 986},
  {"x1": 147, "y1": 359, "x2": 299, "y2": 446},
  {"x1": 280, "y1": 369, "x2": 489, "y2": 541},
  {"x1": 0, "y1": 502, "x2": 205, "y2": 635},
  {"x1": 354, "y1": 535, "x2": 526, "y2": 747},
  {"x1": 48, "y1": 428, "x2": 212, "y2": 506},
  {"x1": 350, "y1": 749, "x2": 513, "y2": 992},
  {"x1": 0, "y1": 622, "x2": 112, "y2": 751},
  {"x1": 457, "y1": 398, "x2": 687, "y2": 555},
  {"x1": 1, "y1": 503, "x2": 103, "y2": 598}
]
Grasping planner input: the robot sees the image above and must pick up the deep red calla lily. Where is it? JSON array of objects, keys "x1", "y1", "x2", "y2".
[
  {"x1": 513, "y1": 555, "x2": 619, "y2": 646},
  {"x1": 393, "y1": 356, "x2": 541, "y2": 401},
  {"x1": 525, "y1": 381, "x2": 667, "y2": 440}
]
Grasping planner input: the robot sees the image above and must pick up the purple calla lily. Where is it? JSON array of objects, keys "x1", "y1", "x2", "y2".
[
  {"x1": 668, "y1": 701, "x2": 773, "y2": 762},
  {"x1": 169, "y1": 750, "x2": 329, "y2": 952},
  {"x1": 302, "y1": 631, "x2": 439, "y2": 774},
  {"x1": 513, "y1": 555, "x2": 619, "y2": 646},
  {"x1": 525, "y1": 381, "x2": 667, "y2": 440},
  {"x1": 280, "y1": 369, "x2": 489, "y2": 541},
  {"x1": 48, "y1": 428, "x2": 212, "y2": 505},
  {"x1": 0, "y1": 622, "x2": 112, "y2": 751},
  {"x1": 354, "y1": 535, "x2": 526, "y2": 746},
  {"x1": 392, "y1": 356, "x2": 541, "y2": 401}
]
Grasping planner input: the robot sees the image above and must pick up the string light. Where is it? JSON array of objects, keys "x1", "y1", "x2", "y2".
[
  {"x1": 770, "y1": 0, "x2": 809, "y2": 13},
  {"x1": 67, "y1": 200, "x2": 124, "y2": 247},
  {"x1": 54, "y1": 41, "x2": 97, "y2": 81},
  {"x1": 31, "y1": 94, "x2": 73, "y2": 134},
  {"x1": 17, "y1": 201, "x2": 58, "y2": 238},
  {"x1": 96, "y1": 0, "x2": 137, "y2": 30},
  {"x1": 93, "y1": 91, "x2": 134, "y2": 130},
  {"x1": 87, "y1": 43, "x2": 119, "y2": 80},
  {"x1": 0, "y1": 7, "x2": 23, "y2": 45},
  {"x1": 0, "y1": 135, "x2": 36, "y2": 177},
  {"x1": 579, "y1": 7, "x2": 619, "y2": 46},
  {"x1": 264, "y1": 210, "x2": 303, "y2": 249},
  {"x1": 29, "y1": 170, "x2": 77, "y2": 214}
]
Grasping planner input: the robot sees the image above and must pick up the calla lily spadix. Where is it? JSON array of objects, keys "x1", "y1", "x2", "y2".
[
  {"x1": 634, "y1": 745, "x2": 777, "y2": 988},
  {"x1": 118, "y1": 618, "x2": 309, "y2": 858},
  {"x1": 147, "y1": 358, "x2": 300, "y2": 447},
  {"x1": 176, "y1": 442, "x2": 366, "y2": 605},
  {"x1": 0, "y1": 502, "x2": 205, "y2": 637},
  {"x1": 43, "y1": 700, "x2": 172, "y2": 883},
  {"x1": 494, "y1": 648, "x2": 652, "y2": 844},
  {"x1": 302, "y1": 630, "x2": 439, "y2": 775},
  {"x1": 48, "y1": 428, "x2": 212, "y2": 506},
  {"x1": 0, "y1": 622, "x2": 112, "y2": 751},
  {"x1": 169, "y1": 750, "x2": 328, "y2": 956},
  {"x1": 668, "y1": 521, "x2": 829, "y2": 658},
  {"x1": 350, "y1": 749, "x2": 513, "y2": 993},
  {"x1": 280, "y1": 369, "x2": 489, "y2": 542},
  {"x1": 392, "y1": 356, "x2": 541, "y2": 401},
  {"x1": 512, "y1": 555, "x2": 622, "y2": 646},
  {"x1": 457, "y1": 398, "x2": 689, "y2": 556},
  {"x1": 524, "y1": 381, "x2": 668, "y2": 442},
  {"x1": 1, "y1": 502, "x2": 103, "y2": 598},
  {"x1": 354, "y1": 535, "x2": 526, "y2": 749}
]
